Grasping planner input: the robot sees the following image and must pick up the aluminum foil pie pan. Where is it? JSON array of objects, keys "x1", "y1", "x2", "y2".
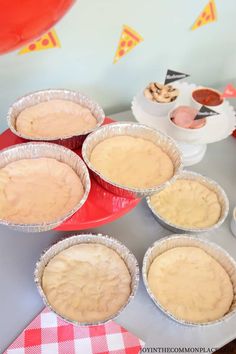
[
  {"x1": 142, "y1": 234, "x2": 236, "y2": 326},
  {"x1": 7, "y1": 89, "x2": 105, "y2": 149},
  {"x1": 0, "y1": 142, "x2": 91, "y2": 232},
  {"x1": 147, "y1": 170, "x2": 229, "y2": 233},
  {"x1": 82, "y1": 121, "x2": 183, "y2": 198},
  {"x1": 35, "y1": 233, "x2": 139, "y2": 326}
]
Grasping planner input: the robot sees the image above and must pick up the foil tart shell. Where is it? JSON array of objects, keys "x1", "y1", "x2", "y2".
[
  {"x1": 0, "y1": 142, "x2": 91, "y2": 232},
  {"x1": 34, "y1": 233, "x2": 139, "y2": 326},
  {"x1": 82, "y1": 121, "x2": 183, "y2": 198},
  {"x1": 7, "y1": 89, "x2": 105, "y2": 149},
  {"x1": 142, "y1": 234, "x2": 236, "y2": 326},
  {"x1": 230, "y1": 207, "x2": 236, "y2": 238},
  {"x1": 147, "y1": 170, "x2": 229, "y2": 234}
]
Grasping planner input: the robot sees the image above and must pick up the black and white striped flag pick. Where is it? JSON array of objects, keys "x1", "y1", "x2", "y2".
[
  {"x1": 164, "y1": 69, "x2": 190, "y2": 85},
  {"x1": 194, "y1": 105, "x2": 219, "y2": 120}
]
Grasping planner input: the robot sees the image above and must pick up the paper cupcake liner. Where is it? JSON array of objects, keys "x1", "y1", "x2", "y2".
[
  {"x1": 0, "y1": 142, "x2": 91, "y2": 232},
  {"x1": 82, "y1": 121, "x2": 183, "y2": 198},
  {"x1": 7, "y1": 89, "x2": 105, "y2": 149},
  {"x1": 142, "y1": 234, "x2": 236, "y2": 326},
  {"x1": 34, "y1": 233, "x2": 139, "y2": 326},
  {"x1": 147, "y1": 170, "x2": 229, "y2": 233}
]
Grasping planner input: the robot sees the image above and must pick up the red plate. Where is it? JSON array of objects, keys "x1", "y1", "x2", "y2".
[{"x1": 0, "y1": 118, "x2": 140, "y2": 230}]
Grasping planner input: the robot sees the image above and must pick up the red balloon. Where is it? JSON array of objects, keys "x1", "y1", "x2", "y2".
[{"x1": 0, "y1": 0, "x2": 75, "y2": 54}]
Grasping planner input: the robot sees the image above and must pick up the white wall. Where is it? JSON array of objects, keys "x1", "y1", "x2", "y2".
[{"x1": 0, "y1": 0, "x2": 235, "y2": 132}]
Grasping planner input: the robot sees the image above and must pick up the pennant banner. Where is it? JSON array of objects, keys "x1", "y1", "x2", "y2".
[
  {"x1": 194, "y1": 105, "x2": 219, "y2": 120},
  {"x1": 221, "y1": 84, "x2": 236, "y2": 98},
  {"x1": 191, "y1": 0, "x2": 217, "y2": 30},
  {"x1": 113, "y1": 25, "x2": 143, "y2": 64},
  {"x1": 164, "y1": 69, "x2": 190, "y2": 85},
  {"x1": 19, "y1": 28, "x2": 60, "y2": 54}
]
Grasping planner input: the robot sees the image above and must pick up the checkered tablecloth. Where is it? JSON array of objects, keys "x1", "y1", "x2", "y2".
[{"x1": 4, "y1": 307, "x2": 144, "y2": 354}]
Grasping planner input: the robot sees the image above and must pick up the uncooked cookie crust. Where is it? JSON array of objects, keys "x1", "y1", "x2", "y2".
[
  {"x1": 150, "y1": 179, "x2": 221, "y2": 228},
  {"x1": 42, "y1": 243, "x2": 131, "y2": 322},
  {"x1": 148, "y1": 247, "x2": 233, "y2": 323},
  {"x1": 16, "y1": 99, "x2": 97, "y2": 138},
  {"x1": 90, "y1": 135, "x2": 174, "y2": 188},
  {"x1": 0, "y1": 158, "x2": 84, "y2": 223}
]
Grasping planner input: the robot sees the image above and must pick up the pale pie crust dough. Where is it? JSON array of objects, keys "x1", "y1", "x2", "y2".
[
  {"x1": 150, "y1": 179, "x2": 221, "y2": 228},
  {"x1": 42, "y1": 244, "x2": 131, "y2": 322},
  {"x1": 16, "y1": 99, "x2": 97, "y2": 138},
  {"x1": 148, "y1": 247, "x2": 234, "y2": 323},
  {"x1": 0, "y1": 158, "x2": 84, "y2": 224},
  {"x1": 90, "y1": 135, "x2": 174, "y2": 188}
]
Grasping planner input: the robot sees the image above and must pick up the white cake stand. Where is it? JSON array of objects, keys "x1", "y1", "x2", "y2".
[
  {"x1": 132, "y1": 82, "x2": 235, "y2": 166},
  {"x1": 177, "y1": 142, "x2": 207, "y2": 166}
]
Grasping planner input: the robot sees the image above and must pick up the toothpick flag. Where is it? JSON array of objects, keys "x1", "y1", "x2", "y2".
[
  {"x1": 194, "y1": 105, "x2": 219, "y2": 120},
  {"x1": 164, "y1": 69, "x2": 190, "y2": 85},
  {"x1": 221, "y1": 84, "x2": 236, "y2": 98}
]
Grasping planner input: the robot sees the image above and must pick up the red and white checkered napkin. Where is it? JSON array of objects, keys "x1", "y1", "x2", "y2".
[{"x1": 4, "y1": 307, "x2": 144, "y2": 354}]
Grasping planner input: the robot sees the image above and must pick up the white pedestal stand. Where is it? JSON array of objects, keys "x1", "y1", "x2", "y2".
[{"x1": 177, "y1": 142, "x2": 207, "y2": 166}]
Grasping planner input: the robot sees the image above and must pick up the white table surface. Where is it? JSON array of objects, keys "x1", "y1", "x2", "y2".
[{"x1": 0, "y1": 110, "x2": 236, "y2": 353}]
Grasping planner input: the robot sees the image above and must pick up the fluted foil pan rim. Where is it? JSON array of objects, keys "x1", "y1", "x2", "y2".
[
  {"x1": 82, "y1": 121, "x2": 183, "y2": 198},
  {"x1": 0, "y1": 142, "x2": 91, "y2": 232},
  {"x1": 142, "y1": 234, "x2": 236, "y2": 326},
  {"x1": 34, "y1": 233, "x2": 139, "y2": 326},
  {"x1": 7, "y1": 89, "x2": 105, "y2": 141},
  {"x1": 147, "y1": 170, "x2": 229, "y2": 233}
]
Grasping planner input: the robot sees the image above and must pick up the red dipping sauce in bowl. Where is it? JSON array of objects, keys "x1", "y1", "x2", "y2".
[{"x1": 192, "y1": 88, "x2": 223, "y2": 106}]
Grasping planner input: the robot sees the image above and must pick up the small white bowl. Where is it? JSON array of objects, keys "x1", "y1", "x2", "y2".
[
  {"x1": 167, "y1": 108, "x2": 207, "y2": 143},
  {"x1": 191, "y1": 87, "x2": 224, "y2": 112},
  {"x1": 230, "y1": 207, "x2": 236, "y2": 238},
  {"x1": 138, "y1": 90, "x2": 178, "y2": 117}
]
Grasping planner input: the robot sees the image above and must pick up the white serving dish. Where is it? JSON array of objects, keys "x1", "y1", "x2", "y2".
[{"x1": 132, "y1": 81, "x2": 236, "y2": 145}]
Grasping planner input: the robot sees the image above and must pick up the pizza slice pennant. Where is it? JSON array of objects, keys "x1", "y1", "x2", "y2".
[
  {"x1": 113, "y1": 25, "x2": 143, "y2": 64},
  {"x1": 191, "y1": 0, "x2": 217, "y2": 31},
  {"x1": 221, "y1": 84, "x2": 236, "y2": 98},
  {"x1": 19, "y1": 28, "x2": 60, "y2": 54}
]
